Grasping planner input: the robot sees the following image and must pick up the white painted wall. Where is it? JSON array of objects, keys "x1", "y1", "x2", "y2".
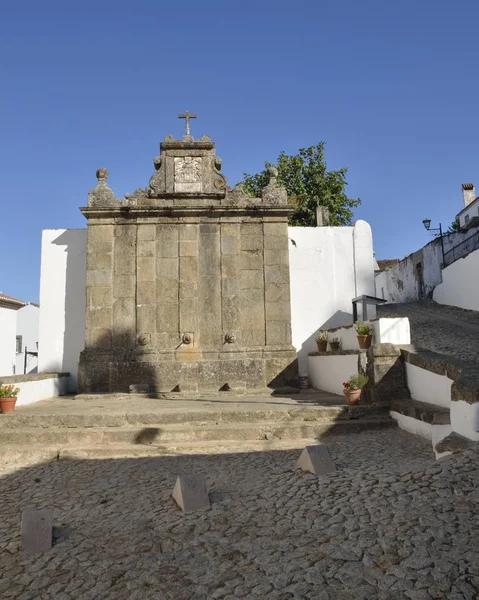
[
  {"x1": 38, "y1": 229, "x2": 87, "y2": 392},
  {"x1": 390, "y1": 411, "x2": 452, "y2": 458},
  {"x1": 375, "y1": 229, "x2": 479, "y2": 303},
  {"x1": 0, "y1": 306, "x2": 17, "y2": 376},
  {"x1": 15, "y1": 304, "x2": 39, "y2": 375},
  {"x1": 14, "y1": 376, "x2": 70, "y2": 407},
  {"x1": 321, "y1": 318, "x2": 410, "y2": 351},
  {"x1": 433, "y1": 248, "x2": 479, "y2": 311},
  {"x1": 450, "y1": 401, "x2": 479, "y2": 442},
  {"x1": 38, "y1": 221, "x2": 375, "y2": 386},
  {"x1": 308, "y1": 354, "x2": 359, "y2": 395},
  {"x1": 458, "y1": 197, "x2": 479, "y2": 228},
  {"x1": 405, "y1": 363, "x2": 452, "y2": 409},
  {"x1": 289, "y1": 220, "x2": 375, "y2": 375}
]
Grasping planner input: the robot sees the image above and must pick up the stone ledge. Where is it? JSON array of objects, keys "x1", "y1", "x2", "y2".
[
  {"x1": 435, "y1": 432, "x2": 477, "y2": 455},
  {"x1": 390, "y1": 398, "x2": 450, "y2": 425},
  {"x1": 308, "y1": 350, "x2": 366, "y2": 357},
  {"x1": 0, "y1": 373, "x2": 70, "y2": 384},
  {"x1": 400, "y1": 346, "x2": 479, "y2": 404}
]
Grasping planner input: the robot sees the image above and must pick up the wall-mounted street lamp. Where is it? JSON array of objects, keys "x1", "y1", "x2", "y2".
[{"x1": 422, "y1": 219, "x2": 445, "y2": 264}]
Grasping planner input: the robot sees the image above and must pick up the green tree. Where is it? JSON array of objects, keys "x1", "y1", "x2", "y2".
[
  {"x1": 241, "y1": 143, "x2": 360, "y2": 226},
  {"x1": 448, "y1": 217, "x2": 460, "y2": 233}
]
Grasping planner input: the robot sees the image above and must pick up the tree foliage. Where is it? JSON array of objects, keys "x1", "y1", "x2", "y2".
[
  {"x1": 448, "y1": 217, "x2": 460, "y2": 233},
  {"x1": 241, "y1": 143, "x2": 360, "y2": 226}
]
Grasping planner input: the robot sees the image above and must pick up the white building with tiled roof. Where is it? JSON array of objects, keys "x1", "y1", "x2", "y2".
[{"x1": 0, "y1": 293, "x2": 39, "y2": 376}]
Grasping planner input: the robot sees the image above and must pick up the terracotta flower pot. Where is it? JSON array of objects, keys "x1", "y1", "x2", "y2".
[
  {"x1": 329, "y1": 342, "x2": 340, "y2": 351},
  {"x1": 0, "y1": 397, "x2": 17, "y2": 414},
  {"x1": 344, "y1": 389, "x2": 361, "y2": 405},
  {"x1": 357, "y1": 335, "x2": 372, "y2": 349},
  {"x1": 316, "y1": 340, "x2": 328, "y2": 352}
]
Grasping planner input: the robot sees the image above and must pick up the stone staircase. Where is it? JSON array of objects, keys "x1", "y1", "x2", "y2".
[{"x1": 0, "y1": 392, "x2": 397, "y2": 466}]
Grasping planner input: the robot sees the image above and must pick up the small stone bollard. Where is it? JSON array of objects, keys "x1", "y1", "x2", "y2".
[
  {"x1": 172, "y1": 474, "x2": 210, "y2": 513},
  {"x1": 21, "y1": 509, "x2": 53, "y2": 555},
  {"x1": 297, "y1": 445, "x2": 336, "y2": 475}
]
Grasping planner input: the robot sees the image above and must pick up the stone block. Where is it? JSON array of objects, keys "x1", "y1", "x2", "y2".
[
  {"x1": 222, "y1": 255, "x2": 239, "y2": 278},
  {"x1": 112, "y1": 332, "x2": 136, "y2": 348},
  {"x1": 179, "y1": 224, "x2": 198, "y2": 241},
  {"x1": 137, "y1": 257, "x2": 155, "y2": 282},
  {"x1": 265, "y1": 282, "x2": 291, "y2": 303},
  {"x1": 87, "y1": 251, "x2": 112, "y2": 272},
  {"x1": 264, "y1": 265, "x2": 289, "y2": 285},
  {"x1": 240, "y1": 235, "x2": 263, "y2": 251},
  {"x1": 263, "y1": 222, "x2": 287, "y2": 236},
  {"x1": 297, "y1": 445, "x2": 336, "y2": 475},
  {"x1": 240, "y1": 269, "x2": 264, "y2": 290},
  {"x1": 179, "y1": 279, "x2": 198, "y2": 299},
  {"x1": 240, "y1": 250, "x2": 263, "y2": 271},
  {"x1": 115, "y1": 224, "x2": 137, "y2": 239},
  {"x1": 85, "y1": 327, "x2": 112, "y2": 349},
  {"x1": 86, "y1": 307, "x2": 112, "y2": 329},
  {"x1": 137, "y1": 305, "x2": 157, "y2": 332},
  {"x1": 87, "y1": 286, "x2": 112, "y2": 308},
  {"x1": 266, "y1": 320, "x2": 291, "y2": 346},
  {"x1": 199, "y1": 223, "x2": 219, "y2": 235},
  {"x1": 157, "y1": 303, "x2": 179, "y2": 332},
  {"x1": 241, "y1": 222, "x2": 263, "y2": 236},
  {"x1": 265, "y1": 301, "x2": 292, "y2": 321},
  {"x1": 221, "y1": 236, "x2": 240, "y2": 255},
  {"x1": 157, "y1": 258, "x2": 179, "y2": 279},
  {"x1": 137, "y1": 224, "x2": 156, "y2": 241},
  {"x1": 88, "y1": 224, "x2": 113, "y2": 243},
  {"x1": 137, "y1": 281, "x2": 155, "y2": 305},
  {"x1": 264, "y1": 235, "x2": 289, "y2": 250},
  {"x1": 180, "y1": 298, "x2": 198, "y2": 332},
  {"x1": 264, "y1": 248, "x2": 289, "y2": 266},
  {"x1": 222, "y1": 296, "x2": 241, "y2": 330},
  {"x1": 241, "y1": 330, "x2": 265, "y2": 346},
  {"x1": 179, "y1": 240, "x2": 198, "y2": 257},
  {"x1": 157, "y1": 237, "x2": 179, "y2": 258},
  {"x1": 113, "y1": 275, "x2": 135, "y2": 299},
  {"x1": 86, "y1": 269, "x2": 112, "y2": 286},
  {"x1": 159, "y1": 279, "x2": 180, "y2": 303},
  {"x1": 179, "y1": 256, "x2": 198, "y2": 280},
  {"x1": 266, "y1": 355, "x2": 298, "y2": 387},
  {"x1": 222, "y1": 277, "x2": 240, "y2": 296},
  {"x1": 114, "y1": 247, "x2": 135, "y2": 275},
  {"x1": 172, "y1": 473, "x2": 210, "y2": 513},
  {"x1": 137, "y1": 241, "x2": 155, "y2": 257},
  {"x1": 113, "y1": 298, "x2": 136, "y2": 328},
  {"x1": 21, "y1": 509, "x2": 53, "y2": 555}
]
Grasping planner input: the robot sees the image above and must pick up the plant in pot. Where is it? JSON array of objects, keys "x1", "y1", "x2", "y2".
[
  {"x1": 356, "y1": 322, "x2": 373, "y2": 349},
  {"x1": 342, "y1": 374, "x2": 368, "y2": 405},
  {"x1": 0, "y1": 385, "x2": 20, "y2": 414},
  {"x1": 329, "y1": 337, "x2": 341, "y2": 351},
  {"x1": 315, "y1": 331, "x2": 328, "y2": 352}
]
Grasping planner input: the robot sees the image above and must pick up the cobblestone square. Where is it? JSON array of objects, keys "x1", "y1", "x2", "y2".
[{"x1": 1, "y1": 430, "x2": 478, "y2": 599}]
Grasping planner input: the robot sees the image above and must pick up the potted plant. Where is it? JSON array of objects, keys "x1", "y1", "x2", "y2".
[
  {"x1": 315, "y1": 331, "x2": 328, "y2": 352},
  {"x1": 329, "y1": 337, "x2": 341, "y2": 351},
  {"x1": 356, "y1": 322, "x2": 373, "y2": 349},
  {"x1": 0, "y1": 385, "x2": 20, "y2": 414},
  {"x1": 342, "y1": 374, "x2": 368, "y2": 405}
]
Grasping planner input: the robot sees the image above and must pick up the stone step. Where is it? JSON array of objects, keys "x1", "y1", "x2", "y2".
[
  {"x1": 0, "y1": 417, "x2": 396, "y2": 446},
  {"x1": 390, "y1": 398, "x2": 451, "y2": 425},
  {"x1": 0, "y1": 405, "x2": 388, "y2": 429}
]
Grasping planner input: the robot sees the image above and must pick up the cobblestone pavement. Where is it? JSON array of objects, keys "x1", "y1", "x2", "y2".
[
  {"x1": 1, "y1": 430, "x2": 479, "y2": 599},
  {"x1": 378, "y1": 301, "x2": 479, "y2": 364}
]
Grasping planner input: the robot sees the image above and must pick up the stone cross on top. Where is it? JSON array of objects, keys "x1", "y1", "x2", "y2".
[{"x1": 179, "y1": 110, "x2": 196, "y2": 140}]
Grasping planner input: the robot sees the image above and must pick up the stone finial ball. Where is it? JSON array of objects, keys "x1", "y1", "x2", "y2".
[
  {"x1": 267, "y1": 166, "x2": 278, "y2": 178},
  {"x1": 96, "y1": 167, "x2": 109, "y2": 181}
]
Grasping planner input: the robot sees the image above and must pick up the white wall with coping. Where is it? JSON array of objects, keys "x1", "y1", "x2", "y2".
[
  {"x1": 0, "y1": 306, "x2": 17, "y2": 376},
  {"x1": 308, "y1": 354, "x2": 358, "y2": 396},
  {"x1": 450, "y1": 401, "x2": 479, "y2": 442},
  {"x1": 375, "y1": 228, "x2": 479, "y2": 303},
  {"x1": 289, "y1": 220, "x2": 375, "y2": 375},
  {"x1": 322, "y1": 317, "x2": 411, "y2": 351},
  {"x1": 38, "y1": 229, "x2": 87, "y2": 392},
  {"x1": 405, "y1": 363, "x2": 452, "y2": 409},
  {"x1": 15, "y1": 304, "x2": 39, "y2": 375},
  {"x1": 390, "y1": 411, "x2": 452, "y2": 458},
  {"x1": 14, "y1": 376, "x2": 70, "y2": 407},
  {"x1": 433, "y1": 248, "x2": 479, "y2": 311},
  {"x1": 458, "y1": 197, "x2": 479, "y2": 228}
]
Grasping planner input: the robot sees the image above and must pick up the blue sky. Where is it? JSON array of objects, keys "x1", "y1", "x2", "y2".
[{"x1": 1, "y1": 0, "x2": 478, "y2": 302}]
